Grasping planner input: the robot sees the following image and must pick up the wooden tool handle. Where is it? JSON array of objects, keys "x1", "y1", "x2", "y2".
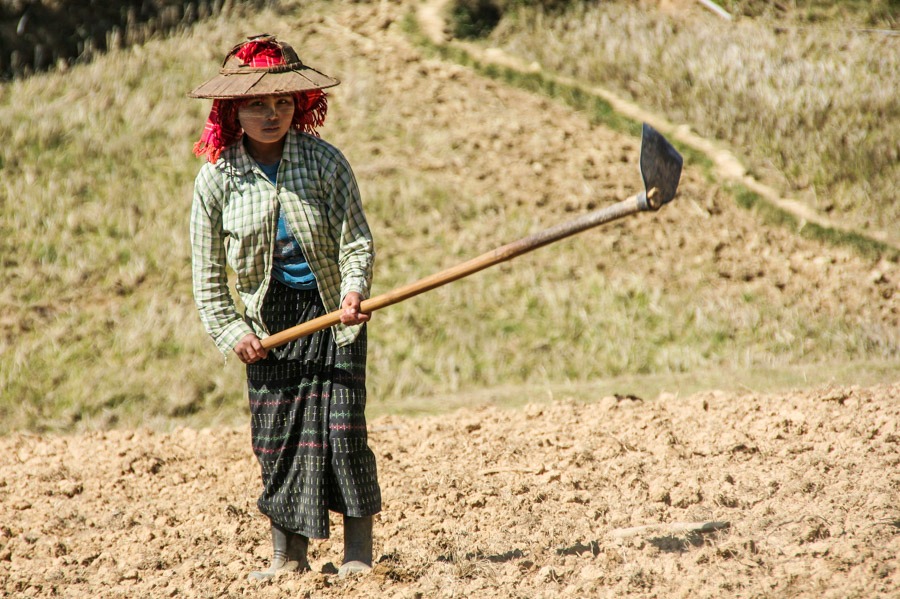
[{"x1": 261, "y1": 192, "x2": 646, "y2": 350}]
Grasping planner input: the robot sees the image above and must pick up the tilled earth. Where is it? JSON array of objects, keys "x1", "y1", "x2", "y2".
[
  {"x1": 1, "y1": 383, "x2": 898, "y2": 598},
  {"x1": 1, "y1": 1, "x2": 898, "y2": 597}
]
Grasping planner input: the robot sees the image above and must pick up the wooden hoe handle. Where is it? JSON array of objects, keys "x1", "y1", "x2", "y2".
[{"x1": 260, "y1": 190, "x2": 655, "y2": 350}]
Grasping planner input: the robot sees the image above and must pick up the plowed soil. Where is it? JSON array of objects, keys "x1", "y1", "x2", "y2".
[
  {"x1": 1, "y1": 1, "x2": 898, "y2": 597},
  {"x1": 2, "y1": 384, "x2": 898, "y2": 598}
]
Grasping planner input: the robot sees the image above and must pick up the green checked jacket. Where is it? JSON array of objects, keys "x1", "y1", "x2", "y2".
[{"x1": 190, "y1": 130, "x2": 374, "y2": 356}]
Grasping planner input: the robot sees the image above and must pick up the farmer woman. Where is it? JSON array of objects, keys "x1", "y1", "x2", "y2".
[{"x1": 188, "y1": 34, "x2": 380, "y2": 580}]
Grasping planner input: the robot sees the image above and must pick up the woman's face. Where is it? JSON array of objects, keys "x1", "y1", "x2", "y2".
[{"x1": 238, "y1": 95, "x2": 295, "y2": 145}]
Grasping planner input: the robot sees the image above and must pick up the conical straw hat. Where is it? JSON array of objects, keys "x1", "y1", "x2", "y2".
[{"x1": 188, "y1": 34, "x2": 340, "y2": 99}]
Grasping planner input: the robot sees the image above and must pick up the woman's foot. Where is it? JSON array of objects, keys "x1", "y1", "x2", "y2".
[
  {"x1": 338, "y1": 560, "x2": 372, "y2": 577},
  {"x1": 338, "y1": 515, "x2": 373, "y2": 578},
  {"x1": 248, "y1": 522, "x2": 310, "y2": 581}
]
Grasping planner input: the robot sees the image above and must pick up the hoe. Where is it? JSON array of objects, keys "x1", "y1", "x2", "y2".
[{"x1": 261, "y1": 123, "x2": 683, "y2": 350}]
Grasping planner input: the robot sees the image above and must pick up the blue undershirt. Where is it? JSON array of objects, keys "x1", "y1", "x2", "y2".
[{"x1": 257, "y1": 160, "x2": 317, "y2": 290}]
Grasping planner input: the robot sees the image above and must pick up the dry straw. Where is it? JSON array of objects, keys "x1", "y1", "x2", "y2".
[{"x1": 187, "y1": 34, "x2": 340, "y2": 99}]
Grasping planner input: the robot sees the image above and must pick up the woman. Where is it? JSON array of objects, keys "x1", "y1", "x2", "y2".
[{"x1": 188, "y1": 34, "x2": 380, "y2": 580}]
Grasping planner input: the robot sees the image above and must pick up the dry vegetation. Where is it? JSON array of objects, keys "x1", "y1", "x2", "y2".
[
  {"x1": 0, "y1": 0, "x2": 897, "y2": 433},
  {"x1": 482, "y1": 0, "x2": 899, "y2": 246},
  {"x1": 0, "y1": 0, "x2": 239, "y2": 79}
]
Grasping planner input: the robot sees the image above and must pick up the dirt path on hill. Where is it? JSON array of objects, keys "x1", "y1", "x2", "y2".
[
  {"x1": 419, "y1": 0, "x2": 900, "y2": 252},
  {"x1": 1, "y1": 1, "x2": 898, "y2": 597}
]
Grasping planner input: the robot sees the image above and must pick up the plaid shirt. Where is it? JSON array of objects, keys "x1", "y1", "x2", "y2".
[{"x1": 190, "y1": 130, "x2": 374, "y2": 355}]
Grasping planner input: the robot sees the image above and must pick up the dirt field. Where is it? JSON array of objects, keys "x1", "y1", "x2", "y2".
[
  {"x1": 1, "y1": 0, "x2": 898, "y2": 597},
  {"x1": 1, "y1": 383, "x2": 898, "y2": 598}
]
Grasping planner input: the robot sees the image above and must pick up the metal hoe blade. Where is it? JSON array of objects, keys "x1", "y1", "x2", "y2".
[{"x1": 637, "y1": 123, "x2": 684, "y2": 211}]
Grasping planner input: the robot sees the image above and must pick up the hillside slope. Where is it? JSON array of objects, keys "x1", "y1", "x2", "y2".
[{"x1": 0, "y1": 0, "x2": 896, "y2": 432}]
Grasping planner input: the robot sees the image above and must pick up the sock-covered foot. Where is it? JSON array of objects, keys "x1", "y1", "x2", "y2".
[
  {"x1": 338, "y1": 560, "x2": 371, "y2": 577},
  {"x1": 339, "y1": 515, "x2": 373, "y2": 578},
  {"x1": 248, "y1": 523, "x2": 310, "y2": 581},
  {"x1": 248, "y1": 554, "x2": 298, "y2": 581}
]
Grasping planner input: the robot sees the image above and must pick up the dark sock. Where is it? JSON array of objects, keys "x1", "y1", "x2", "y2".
[{"x1": 339, "y1": 515, "x2": 373, "y2": 578}]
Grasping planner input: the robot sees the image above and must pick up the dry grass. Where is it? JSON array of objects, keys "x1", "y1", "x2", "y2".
[
  {"x1": 487, "y1": 1, "x2": 900, "y2": 245},
  {"x1": 0, "y1": 0, "x2": 896, "y2": 434}
]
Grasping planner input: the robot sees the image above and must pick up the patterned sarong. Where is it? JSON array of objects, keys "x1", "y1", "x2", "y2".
[{"x1": 246, "y1": 280, "x2": 381, "y2": 539}]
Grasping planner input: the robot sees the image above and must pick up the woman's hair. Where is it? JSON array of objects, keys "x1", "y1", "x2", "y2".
[{"x1": 193, "y1": 90, "x2": 328, "y2": 163}]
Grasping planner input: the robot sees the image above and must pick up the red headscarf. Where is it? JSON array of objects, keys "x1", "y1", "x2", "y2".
[{"x1": 193, "y1": 40, "x2": 328, "y2": 163}]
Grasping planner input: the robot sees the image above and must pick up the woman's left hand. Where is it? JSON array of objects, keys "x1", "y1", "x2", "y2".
[{"x1": 340, "y1": 292, "x2": 371, "y2": 325}]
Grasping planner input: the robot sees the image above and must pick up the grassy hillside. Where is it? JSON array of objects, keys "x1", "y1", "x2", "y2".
[
  {"x1": 477, "y1": 0, "x2": 899, "y2": 246},
  {"x1": 0, "y1": 0, "x2": 896, "y2": 434}
]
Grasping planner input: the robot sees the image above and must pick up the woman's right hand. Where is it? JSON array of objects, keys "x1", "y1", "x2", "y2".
[{"x1": 234, "y1": 333, "x2": 269, "y2": 364}]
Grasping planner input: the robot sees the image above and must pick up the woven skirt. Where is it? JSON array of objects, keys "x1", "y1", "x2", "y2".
[{"x1": 246, "y1": 280, "x2": 381, "y2": 539}]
